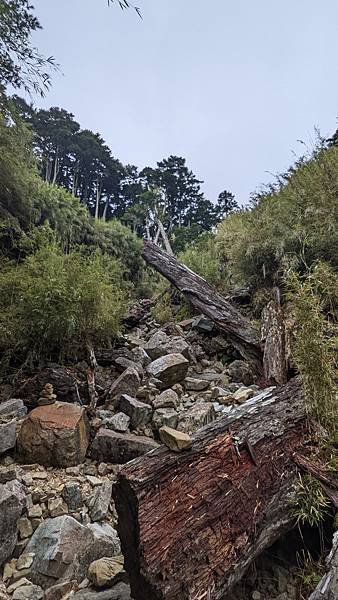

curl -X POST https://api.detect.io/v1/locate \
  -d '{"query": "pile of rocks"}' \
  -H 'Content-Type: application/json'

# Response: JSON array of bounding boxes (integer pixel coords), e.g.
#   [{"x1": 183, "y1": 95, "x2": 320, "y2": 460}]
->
[{"x1": 0, "y1": 313, "x2": 267, "y2": 599}]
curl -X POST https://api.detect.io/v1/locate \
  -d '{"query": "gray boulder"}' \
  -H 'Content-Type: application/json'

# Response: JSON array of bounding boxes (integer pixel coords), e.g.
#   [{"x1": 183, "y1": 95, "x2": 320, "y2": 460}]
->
[
  {"x1": 145, "y1": 331, "x2": 189, "y2": 360},
  {"x1": 72, "y1": 583, "x2": 131, "y2": 600},
  {"x1": 226, "y1": 360, "x2": 255, "y2": 386},
  {"x1": 0, "y1": 420, "x2": 17, "y2": 454},
  {"x1": 87, "y1": 481, "x2": 112, "y2": 522},
  {"x1": 62, "y1": 481, "x2": 82, "y2": 512},
  {"x1": 105, "y1": 412, "x2": 130, "y2": 433},
  {"x1": 0, "y1": 398, "x2": 26, "y2": 418},
  {"x1": 91, "y1": 429, "x2": 159, "y2": 464},
  {"x1": 152, "y1": 389, "x2": 179, "y2": 409},
  {"x1": 185, "y1": 377, "x2": 210, "y2": 391},
  {"x1": 152, "y1": 408, "x2": 178, "y2": 430},
  {"x1": 178, "y1": 402, "x2": 216, "y2": 434},
  {"x1": 119, "y1": 395, "x2": 152, "y2": 429},
  {"x1": 0, "y1": 480, "x2": 26, "y2": 565},
  {"x1": 105, "y1": 368, "x2": 140, "y2": 405},
  {"x1": 147, "y1": 354, "x2": 189, "y2": 389},
  {"x1": 12, "y1": 585, "x2": 44, "y2": 600},
  {"x1": 26, "y1": 516, "x2": 120, "y2": 589}
]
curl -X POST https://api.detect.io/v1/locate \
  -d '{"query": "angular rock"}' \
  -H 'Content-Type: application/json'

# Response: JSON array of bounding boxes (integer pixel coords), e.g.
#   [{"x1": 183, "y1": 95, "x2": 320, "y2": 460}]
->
[
  {"x1": 185, "y1": 377, "x2": 210, "y2": 392},
  {"x1": 18, "y1": 518, "x2": 33, "y2": 540},
  {"x1": 47, "y1": 497, "x2": 68, "y2": 517},
  {"x1": 226, "y1": 360, "x2": 255, "y2": 386},
  {"x1": 119, "y1": 395, "x2": 152, "y2": 429},
  {"x1": 159, "y1": 426, "x2": 192, "y2": 452},
  {"x1": 0, "y1": 464, "x2": 21, "y2": 484},
  {"x1": 152, "y1": 389, "x2": 179, "y2": 409},
  {"x1": 72, "y1": 582, "x2": 131, "y2": 600},
  {"x1": 88, "y1": 481, "x2": 112, "y2": 522},
  {"x1": 145, "y1": 331, "x2": 189, "y2": 360},
  {"x1": 178, "y1": 402, "x2": 216, "y2": 434},
  {"x1": 88, "y1": 555, "x2": 125, "y2": 588},
  {"x1": 0, "y1": 480, "x2": 26, "y2": 565},
  {"x1": 0, "y1": 398, "x2": 25, "y2": 418},
  {"x1": 152, "y1": 408, "x2": 178, "y2": 430},
  {"x1": 232, "y1": 387, "x2": 255, "y2": 403},
  {"x1": 17, "y1": 402, "x2": 89, "y2": 467},
  {"x1": 192, "y1": 315, "x2": 214, "y2": 332},
  {"x1": 12, "y1": 585, "x2": 44, "y2": 600},
  {"x1": 91, "y1": 429, "x2": 159, "y2": 464},
  {"x1": 25, "y1": 516, "x2": 119, "y2": 588},
  {"x1": 147, "y1": 354, "x2": 189, "y2": 389},
  {"x1": 62, "y1": 481, "x2": 83, "y2": 512},
  {"x1": 104, "y1": 412, "x2": 130, "y2": 433},
  {"x1": 105, "y1": 368, "x2": 140, "y2": 405},
  {"x1": 0, "y1": 420, "x2": 17, "y2": 455},
  {"x1": 44, "y1": 580, "x2": 77, "y2": 600},
  {"x1": 87, "y1": 523, "x2": 120, "y2": 558}
]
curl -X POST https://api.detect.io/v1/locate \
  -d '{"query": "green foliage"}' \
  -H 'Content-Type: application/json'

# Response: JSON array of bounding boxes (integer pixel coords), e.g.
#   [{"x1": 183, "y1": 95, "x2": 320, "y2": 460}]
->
[
  {"x1": 295, "y1": 550, "x2": 326, "y2": 598},
  {"x1": 217, "y1": 142, "x2": 338, "y2": 288},
  {"x1": 178, "y1": 233, "x2": 226, "y2": 289},
  {"x1": 0, "y1": 246, "x2": 128, "y2": 363},
  {"x1": 292, "y1": 474, "x2": 330, "y2": 528},
  {"x1": 285, "y1": 262, "x2": 337, "y2": 431},
  {"x1": 151, "y1": 291, "x2": 174, "y2": 325},
  {"x1": 0, "y1": 0, "x2": 56, "y2": 95}
]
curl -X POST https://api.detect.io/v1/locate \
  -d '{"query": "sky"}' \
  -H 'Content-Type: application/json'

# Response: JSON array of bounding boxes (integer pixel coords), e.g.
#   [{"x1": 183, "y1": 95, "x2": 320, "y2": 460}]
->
[{"x1": 30, "y1": 0, "x2": 338, "y2": 206}]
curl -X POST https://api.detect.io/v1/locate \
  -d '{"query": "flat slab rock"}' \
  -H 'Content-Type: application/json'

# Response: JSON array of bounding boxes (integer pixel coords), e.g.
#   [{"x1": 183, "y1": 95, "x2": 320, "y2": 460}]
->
[
  {"x1": 72, "y1": 583, "x2": 131, "y2": 600},
  {"x1": 91, "y1": 428, "x2": 159, "y2": 464},
  {"x1": 146, "y1": 353, "x2": 189, "y2": 389},
  {"x1": 17, "y1": 402, "x2": 89, "y2": 467}
]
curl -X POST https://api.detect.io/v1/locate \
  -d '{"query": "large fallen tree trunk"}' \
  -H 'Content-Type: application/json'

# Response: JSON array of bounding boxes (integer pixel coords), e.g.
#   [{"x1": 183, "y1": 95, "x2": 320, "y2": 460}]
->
[
  {"x1": 113, "y1": 378, "x2": 307, "y2": 600},
  {"x1": 141, "y1": 241, "x2": 263, "y2": 370}
]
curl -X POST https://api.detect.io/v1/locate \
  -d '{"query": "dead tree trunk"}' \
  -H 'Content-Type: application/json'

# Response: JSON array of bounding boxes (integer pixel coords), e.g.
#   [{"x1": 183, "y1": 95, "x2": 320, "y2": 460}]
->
[
  {"x1": 113, "y1": 379, "x2": 307, "y2": 600},
  {"x1": 141, "y1": 241, "x2": 263, "y2": 371}
]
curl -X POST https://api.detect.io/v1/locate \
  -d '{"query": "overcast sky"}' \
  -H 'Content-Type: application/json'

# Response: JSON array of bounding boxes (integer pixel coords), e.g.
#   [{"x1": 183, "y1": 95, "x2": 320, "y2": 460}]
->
[{"x1": 30, "y1": 0, "x2": 338, "y2": 205}]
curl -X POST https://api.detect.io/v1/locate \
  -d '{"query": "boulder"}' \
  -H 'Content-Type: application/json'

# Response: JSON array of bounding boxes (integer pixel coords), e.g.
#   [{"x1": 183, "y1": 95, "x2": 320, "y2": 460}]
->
[
  {"x1": 44, "y1": 581, "x2": 77, "y2": 600},
  {"x1": 152, "y1": 408, "x2": 178, "y2": 430},
  {"x1": 185, "y1": 377, "x2": 210, "y2": 392},
  {"x1": 17, "y1": 402, "x2": 89, "y2": 467},
  {"x1": 0, "y1": 480, "x2": 26, "y2": 565},
  {"x1": 87, "y1": 481, "x2": 112, "y2": 522},
  {"x1": 146, "y1": 354, "x2": 189, "y2": 389},
  {"x1": 0, "y1": 398, "x2": 25, "y2": 418},
  {"x1": 88, "y1": 555, "x2": 125, "y2": 588},
  {"x1": 104, "y1": 412, "x2": 130, "y2": 433},
  {"x1": 226, "y1": 360, "x2": 255, "y2": 386},
  {"x1": 145, "y1": 331, "x2": 189, "y2": 360},
  {"x1": 91, "y1": 429, "x2": 159, "y2": 464},
  {"x1": 178, "y1": 402, "x2": 216, "y2": 434},
  {"x1": 159, "y1": 426, "x2": 192, "y2": 452},
  {"x1": 152, "y1": 389, "x2": 179, "y2": 409},
  {"x1": 118, "y1": 395, "x2": 152, "y2": 429},
  {"x1": 192, "y1": 315, "x2": 214, "y2": 332},
  {"x1": 114, "y1": 357, "x2": 143, "y2": 377},
  {"x1": 26, "y1": 516, "x2": 120, "y2": 588},
  {"x1": 62, "y1": 481, "x2": 83, "y2": 512},
  {"x1": 105, "y1": 368, "x2": 140, "y2": 405},
  {"x1": 72, "y1": 582, "x2": 131, "y2": 600},
  {"x1": 0, "y1": 420, "x2": 17, "y2": 455},
  {"x1": 232, "y1": 387, "x2": 255, "y2": 403},
  {"x1": 12, "y1": 585, "x2": 44, "y2": 600}
]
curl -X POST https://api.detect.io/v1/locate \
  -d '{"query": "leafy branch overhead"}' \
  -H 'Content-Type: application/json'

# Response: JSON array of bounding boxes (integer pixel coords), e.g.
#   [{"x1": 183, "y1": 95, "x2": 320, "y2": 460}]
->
[{"x1": 0, "y1": 0, "x2": 58, "y2": 96}]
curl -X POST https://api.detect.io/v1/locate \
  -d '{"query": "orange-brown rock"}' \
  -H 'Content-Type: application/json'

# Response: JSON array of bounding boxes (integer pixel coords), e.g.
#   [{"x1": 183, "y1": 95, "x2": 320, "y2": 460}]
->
[{"x1": 17, "y1": 402, "x2": 89, "y2": 467}]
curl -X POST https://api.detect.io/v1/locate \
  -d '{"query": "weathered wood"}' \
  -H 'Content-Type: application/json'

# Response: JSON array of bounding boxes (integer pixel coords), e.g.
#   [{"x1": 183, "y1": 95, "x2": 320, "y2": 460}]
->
[
  {"x1": 141, "y1": 241, "x2": 263, "y2": 370},
  {"x1": 309, "y1": 532, "x2": 338, "y2": 600},
  {"x1": 113, "y1": 379, "x2": 307, "y2": 600},
  {"x1": 261, "y1": 297, "x2": 287, "y2": 385}
]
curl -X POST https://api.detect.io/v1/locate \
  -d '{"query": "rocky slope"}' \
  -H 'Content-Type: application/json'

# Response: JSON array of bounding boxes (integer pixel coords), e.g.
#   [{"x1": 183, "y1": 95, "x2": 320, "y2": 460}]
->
[{"x1": 0, "y1": 313, "x2": 303, "y2": 600}]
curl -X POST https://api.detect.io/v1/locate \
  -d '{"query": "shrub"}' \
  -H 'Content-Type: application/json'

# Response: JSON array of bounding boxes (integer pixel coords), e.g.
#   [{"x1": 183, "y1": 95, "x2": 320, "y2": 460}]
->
[
  {"x1": 285, "y1": 262, "x2": 337, "y2": 431},
  {"x1": 0, "y1": 245, "x2": 128, "y2": 363}
]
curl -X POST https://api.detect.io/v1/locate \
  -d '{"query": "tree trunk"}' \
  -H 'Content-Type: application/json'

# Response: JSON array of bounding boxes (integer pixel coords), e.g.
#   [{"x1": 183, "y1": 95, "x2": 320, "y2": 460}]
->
[
  {"x1": 141, "y1": 241, "x2": 262, "y2": 370},
  {"x1": 113, "y1": 379, "x2": 307, "y2": 600},
  {"x1": 261, "y1": 296, "x2": 287, "y2": 385}
]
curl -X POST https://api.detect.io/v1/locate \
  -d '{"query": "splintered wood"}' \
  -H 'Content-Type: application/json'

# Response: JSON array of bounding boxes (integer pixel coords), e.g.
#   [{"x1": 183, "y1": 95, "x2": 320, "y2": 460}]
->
[{"x1": 113, "y1": 379, "x2": 307, "y2": 600}]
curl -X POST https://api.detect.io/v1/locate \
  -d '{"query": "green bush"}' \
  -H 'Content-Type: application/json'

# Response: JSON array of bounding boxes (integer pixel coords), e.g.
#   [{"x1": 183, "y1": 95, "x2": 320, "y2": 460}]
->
[
  {"x1": 0, "y1": 245, "x2": 128, "y2": 363},
  {"x1": 217, "y1": 142, "x2": 338, "y2": 288}
]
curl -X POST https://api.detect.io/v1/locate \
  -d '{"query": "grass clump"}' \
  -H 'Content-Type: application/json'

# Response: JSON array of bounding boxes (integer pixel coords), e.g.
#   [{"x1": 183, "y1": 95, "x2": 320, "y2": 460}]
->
[{"x1": 292, "y1": 474, "x2": 331, "y2": 528}]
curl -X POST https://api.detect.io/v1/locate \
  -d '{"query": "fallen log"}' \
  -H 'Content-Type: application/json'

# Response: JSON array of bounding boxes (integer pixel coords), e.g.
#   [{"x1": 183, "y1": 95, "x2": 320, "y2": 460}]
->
[
  {"x1": 113, "y1": 378, "x2": 307, "y2": 600},
  {"x1": 309, "y1": 532, "x2": 338, "y2": 600},
  {"x1": 141, "y1": 241, "x2": 263, "y2": 370}
]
